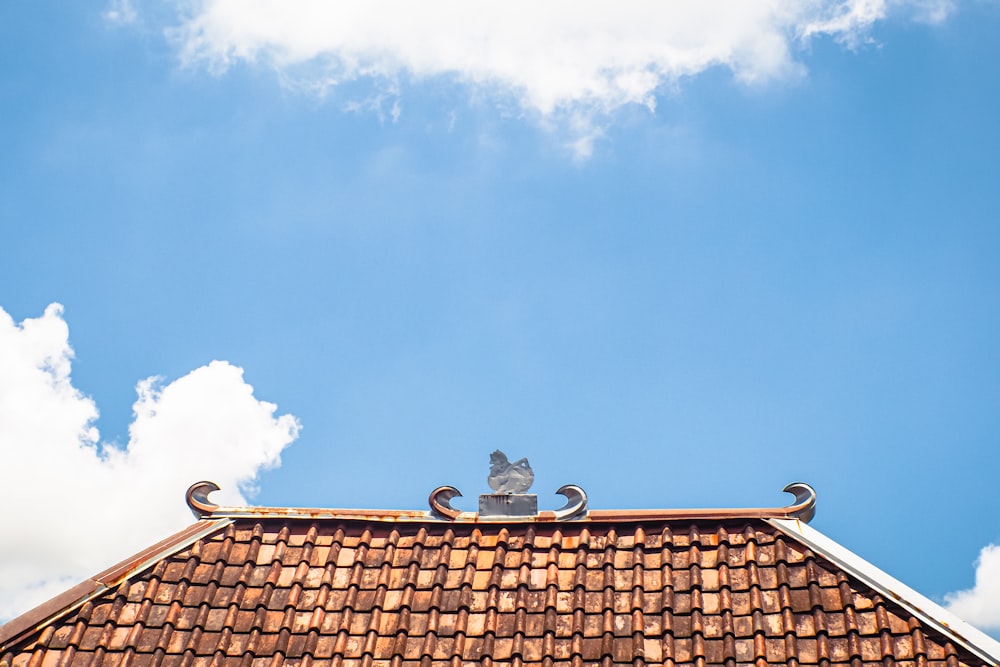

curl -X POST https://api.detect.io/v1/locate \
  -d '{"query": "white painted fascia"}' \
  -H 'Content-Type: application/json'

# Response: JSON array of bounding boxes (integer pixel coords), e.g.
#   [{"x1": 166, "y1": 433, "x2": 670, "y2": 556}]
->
[{"x1": 767, "y1": 518, "x2": 1000, "y2": 666}]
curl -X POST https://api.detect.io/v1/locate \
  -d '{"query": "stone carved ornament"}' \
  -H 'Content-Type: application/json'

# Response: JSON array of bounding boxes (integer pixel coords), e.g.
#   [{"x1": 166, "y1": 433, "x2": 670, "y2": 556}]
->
[{"x1": 487, "y1": 449, "x2": 534, "y2": 494}]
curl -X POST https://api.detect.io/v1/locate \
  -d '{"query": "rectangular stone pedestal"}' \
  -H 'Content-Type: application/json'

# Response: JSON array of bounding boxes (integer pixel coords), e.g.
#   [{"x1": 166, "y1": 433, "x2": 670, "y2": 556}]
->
[{"x1": 479, "y1": 494, "x2": 538, "y2": 518}]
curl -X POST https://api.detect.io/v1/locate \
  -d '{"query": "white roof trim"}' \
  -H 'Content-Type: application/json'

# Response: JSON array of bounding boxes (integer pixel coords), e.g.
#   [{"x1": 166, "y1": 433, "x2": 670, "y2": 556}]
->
[{"x1": 767, "y1": 518, "x2": 1000, "y2": 666}]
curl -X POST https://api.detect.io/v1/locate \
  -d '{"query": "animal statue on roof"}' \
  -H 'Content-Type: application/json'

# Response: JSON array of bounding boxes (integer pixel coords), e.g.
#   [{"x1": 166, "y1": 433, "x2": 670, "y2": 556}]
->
[{"x1": 488, "y1": 449, "x2": 534, "y2": 494}]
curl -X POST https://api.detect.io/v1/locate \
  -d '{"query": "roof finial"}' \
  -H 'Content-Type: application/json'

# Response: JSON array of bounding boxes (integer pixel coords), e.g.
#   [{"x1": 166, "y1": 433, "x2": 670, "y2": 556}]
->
[
  {"x1": 552, "y1": 484, "x2": 589, "y2": 520},
  {"x1": 427, "y1": 452, "x2": 589, "y2": 521},
  {"x1": 781, "y1": 482, "x2": 817, "y2": 522},
  {"x1": 487, "y1": 449, "x2": 534, "y2": 494},
  {"x1": 428, "y1": 485, "x2": 463, "y2": 519},
  {"x1": 186, "y1": 481, "x2": 221, "y2": 518}
]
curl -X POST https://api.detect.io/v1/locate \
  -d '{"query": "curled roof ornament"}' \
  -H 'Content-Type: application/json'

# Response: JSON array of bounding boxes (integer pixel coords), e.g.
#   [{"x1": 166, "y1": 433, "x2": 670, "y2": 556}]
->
[
  {"x1": 186, "y1": 480, "x2": 221, "y2": 518},
  {"x1": 428, "y1": 485, "x2": 463, "y2": 519},
  {"x1": 781, "y1": 482, "x2": 817, "y2": 522}
]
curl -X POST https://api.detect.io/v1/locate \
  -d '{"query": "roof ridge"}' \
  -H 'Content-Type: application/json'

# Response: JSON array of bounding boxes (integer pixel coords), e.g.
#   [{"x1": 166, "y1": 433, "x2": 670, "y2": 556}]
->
[{"x1": 185, "y1": 480, "x2": 818, "y2": 524}]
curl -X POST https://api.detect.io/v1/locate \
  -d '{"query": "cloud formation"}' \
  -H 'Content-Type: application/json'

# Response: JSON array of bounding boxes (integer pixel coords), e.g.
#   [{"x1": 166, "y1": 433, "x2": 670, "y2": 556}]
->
[
  {"x1": 0, "y1": 304, "x2": 300, "y2": 620},
  {"x1": 945, "y1": 545, "x2": 1000, "y2": 631},
  {"x1": 169, "y1": 0, "x2": 876, "y2": 111},
  {"x1": 154, "y1": 0, "x2": 952, "y2": 155},
  {"x1": 103, "y1": 0, "x2": 137, "y2": 25}
]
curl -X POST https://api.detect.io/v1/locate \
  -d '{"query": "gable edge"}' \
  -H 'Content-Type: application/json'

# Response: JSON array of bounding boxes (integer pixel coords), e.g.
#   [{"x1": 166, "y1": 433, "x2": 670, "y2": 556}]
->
[{"x1": 767, "y1": 517, "x2": 1000, "y2": 666}]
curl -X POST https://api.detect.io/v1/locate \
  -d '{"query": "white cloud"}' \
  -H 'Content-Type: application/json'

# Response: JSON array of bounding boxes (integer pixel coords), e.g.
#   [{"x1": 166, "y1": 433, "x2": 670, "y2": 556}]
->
[
  {"x1": 945, "y1": 545, "x2": 1000, "y2": 631},
  {"x1": 0, "y1": 304, "x2": 300, "y2": 621},
  {"x1": 99, "y1": 0, "x2": 954, "y2": 156},
  {"x1": 146, "y1": 0, "x2": 951, "y2": 156},
  {"x1": 892, "y1": 0, "x2": 955, "y2": 25},
  {"x1": 167, "y1": 1, "x2": 852, "y2": 112},
  {"x1": 104, "y1": 0, "x2": 137, "y2": 25}
]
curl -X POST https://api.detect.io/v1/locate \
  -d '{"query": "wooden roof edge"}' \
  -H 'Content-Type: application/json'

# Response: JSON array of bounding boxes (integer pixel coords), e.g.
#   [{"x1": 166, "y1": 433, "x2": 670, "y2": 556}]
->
[
  {"x1": 767, "y1": 517, "x2": 1000, "y2": 666},
  {"x1": 0, "y1": 518, "x2": 231, "y2": 653}
]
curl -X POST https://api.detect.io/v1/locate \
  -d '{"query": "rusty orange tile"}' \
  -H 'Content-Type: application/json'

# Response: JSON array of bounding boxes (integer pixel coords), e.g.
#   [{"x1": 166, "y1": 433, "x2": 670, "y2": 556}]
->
[{"x1": 3, "y1": 516, "x2": 994, "y2": 667}]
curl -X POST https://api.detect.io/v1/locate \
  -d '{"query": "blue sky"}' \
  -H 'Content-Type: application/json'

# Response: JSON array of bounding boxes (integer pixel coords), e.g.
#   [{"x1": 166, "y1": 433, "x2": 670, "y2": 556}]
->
[{"x1": 2, "y1": 0, "x2": 1000, "y2": 631}]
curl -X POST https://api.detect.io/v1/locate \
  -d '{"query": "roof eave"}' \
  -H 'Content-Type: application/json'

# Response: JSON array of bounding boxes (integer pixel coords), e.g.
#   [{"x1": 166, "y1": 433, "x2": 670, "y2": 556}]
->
[{"x1": 0, "y1": 518, "x2": 232, "y2": 652}]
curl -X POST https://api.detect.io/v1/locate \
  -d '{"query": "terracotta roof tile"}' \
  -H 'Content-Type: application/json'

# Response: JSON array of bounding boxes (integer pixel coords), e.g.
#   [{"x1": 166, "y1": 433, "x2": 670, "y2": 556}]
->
[{"x1": 2, "y1": 516, "x2": 997, "y2": 667}]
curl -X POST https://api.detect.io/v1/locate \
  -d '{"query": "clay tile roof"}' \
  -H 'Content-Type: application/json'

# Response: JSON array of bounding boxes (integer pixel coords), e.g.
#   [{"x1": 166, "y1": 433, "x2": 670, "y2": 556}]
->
[{"x1": 2, "y1": 481, "x2": 999, "y2": 667}]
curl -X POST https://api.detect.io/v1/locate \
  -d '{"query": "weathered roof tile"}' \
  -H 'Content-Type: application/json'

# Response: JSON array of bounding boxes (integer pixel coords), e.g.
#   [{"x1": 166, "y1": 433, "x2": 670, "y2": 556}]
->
[{"x1": 4, "y1": 503, "x2": 1000, "y2": 667}]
